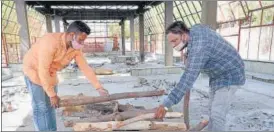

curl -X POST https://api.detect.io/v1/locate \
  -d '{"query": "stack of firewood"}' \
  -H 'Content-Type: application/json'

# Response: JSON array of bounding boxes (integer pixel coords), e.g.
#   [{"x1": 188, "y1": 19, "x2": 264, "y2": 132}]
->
[{"x1": 59, "y1": 90, "x2": 208, "y2": 131}]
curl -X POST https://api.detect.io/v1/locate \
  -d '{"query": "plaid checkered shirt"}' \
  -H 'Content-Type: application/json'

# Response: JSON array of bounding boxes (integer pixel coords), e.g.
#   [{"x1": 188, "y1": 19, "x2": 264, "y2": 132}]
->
[{"x1": 163, "y1": 24, "x2": 246, "y2": 108}]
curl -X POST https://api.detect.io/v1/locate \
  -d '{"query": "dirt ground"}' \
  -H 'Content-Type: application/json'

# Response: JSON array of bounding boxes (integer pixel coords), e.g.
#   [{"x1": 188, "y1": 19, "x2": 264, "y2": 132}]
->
[{"x1": 2, "y1": 55, "x2": 274, "y2": 131}]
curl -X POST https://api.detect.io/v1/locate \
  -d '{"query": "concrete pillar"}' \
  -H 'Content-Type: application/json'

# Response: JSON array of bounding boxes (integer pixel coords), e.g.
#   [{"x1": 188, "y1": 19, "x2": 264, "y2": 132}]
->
[
  {"x1": 130, "y1": 16, "x2": 135, "y2": 54},
  {"x1": 139, "y1": 13, "x2": 145, "y2": 62},
  {"x1": 63, "y1": 22, "x2": 68, "y2": 32},
  {"x1": 165, "y1": 1, "x2": 173, "y2": 66},
  {"x1": 201, "y1": 1, "x2": 217, "y2": 30},
  {"x1": 54, "y1": 16, "x2": 61, "y2": 32},
  {"x1": 15, "y1": 0, "x2": 31, "y2": 62},
  {"x1": 121, "y1": 20, "x2": 126, "y2": 55},
  {"x1": 46, "y1": 14, "x2": 53, "y2": 33}
]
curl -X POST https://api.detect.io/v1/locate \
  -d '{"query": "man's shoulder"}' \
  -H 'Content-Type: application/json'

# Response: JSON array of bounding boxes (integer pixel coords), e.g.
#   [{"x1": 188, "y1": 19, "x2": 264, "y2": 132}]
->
[
  {"x1": 42, "y1": 33, "x2": 64, "y2": 39},
  {"x1": 190, "y1": 24, "x2": 205, "y2": 31},
  {"x1": 38, "y1": 33, "x2": 65, "y2": 46},
  {"x1": 190, "y1": 24, "x2": 213, "y2": 33}
]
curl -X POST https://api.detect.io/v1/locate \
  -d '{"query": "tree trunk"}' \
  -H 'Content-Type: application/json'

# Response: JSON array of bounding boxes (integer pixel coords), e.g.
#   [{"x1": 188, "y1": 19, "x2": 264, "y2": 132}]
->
[
  {"x1": 60, "y1": 90, "x2": 165, "y2": 107},
  {"x1": 73, "y1": 121, "x2": 187, "y2": 131}
]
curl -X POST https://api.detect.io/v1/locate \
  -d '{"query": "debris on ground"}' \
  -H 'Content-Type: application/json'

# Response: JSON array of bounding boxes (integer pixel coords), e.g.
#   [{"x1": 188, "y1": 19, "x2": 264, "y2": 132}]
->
[
  {"x1": 2, "y1": 101, "x2": 16, "y2": 112},
  {"x1": 133, "y1": 77, "x2": 177, "y2": 92},
  {"x1": 230, "y1": 111, "x2": 274, "y2": 131},
  {"x1": 2, "y1": 86, "x2": 28, "y2": 113}
]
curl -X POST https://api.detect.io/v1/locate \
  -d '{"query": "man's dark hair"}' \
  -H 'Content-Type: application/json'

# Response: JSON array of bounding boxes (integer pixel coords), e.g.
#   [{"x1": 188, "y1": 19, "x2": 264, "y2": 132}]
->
[
  {"x1": 67, "y1": 21, "x2": 91, "y2": 35},
  {"x1": 165, "y1": 21, "x2": 190, "y2": 35}
]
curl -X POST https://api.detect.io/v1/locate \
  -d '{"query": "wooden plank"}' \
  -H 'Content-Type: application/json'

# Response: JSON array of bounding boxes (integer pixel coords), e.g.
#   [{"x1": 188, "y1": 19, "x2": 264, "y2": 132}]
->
[
  {"x1": 73, "y1": 121, "x2": 187, "y2": 131},
  {"x1": 60, "y1": 90, "x2": 165, "y2": 107}
]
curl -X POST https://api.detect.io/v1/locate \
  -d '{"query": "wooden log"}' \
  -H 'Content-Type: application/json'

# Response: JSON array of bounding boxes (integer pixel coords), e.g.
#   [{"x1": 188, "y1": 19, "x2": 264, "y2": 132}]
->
[
  {"x1": 63, "y1": 108, "x2": 154, "y2": 118},
  {"x1": 63, "y1": 110, "x2": 183, "y2": 127},
  {"x1": 184, "y1": 90, "x2": 190, "y2": 129},
  {"x1": 188, "y1": 120, "x2": 209, "y2": 131},
  {"x1": 109, "y1": 112, "x2": 183, "y2": 130},
  {"x1": 94, "y1": 68, "x2": 113, "y2": 75},
  {"x1": 73, "y1": 121, "x2": 187, "y2": 131},
  {"x1": 62, "y1": 102, "x2": 146, "y2": 117},
  {"x1": 60, "y1": 90, "x2": 165, "y2": 107},
  {"x1": 64, "y1": 109, "x2": 155, "y2": 127}
]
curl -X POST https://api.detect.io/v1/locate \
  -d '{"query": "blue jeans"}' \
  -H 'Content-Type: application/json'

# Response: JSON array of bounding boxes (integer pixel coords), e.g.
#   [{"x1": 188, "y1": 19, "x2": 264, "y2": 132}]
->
[{"x1": 24, "y1": 76, "x2": 57, "y2": 131}]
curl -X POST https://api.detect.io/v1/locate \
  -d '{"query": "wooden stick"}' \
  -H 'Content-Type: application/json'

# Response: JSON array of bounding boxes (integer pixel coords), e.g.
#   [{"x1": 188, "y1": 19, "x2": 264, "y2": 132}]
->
[
  {"x1": 188, "y1": 120, "x2": 209, "y2": 131},
  {"x1": 63, "y1": 108, "x2": 155, "y2": 119},
  {"x1": 62, "y1": 102, "x2": 146, "y2": 118},
  {"x1": 73, "y1": 121, "x2": 187, "y2": 131},
  {"x1": 184, "y1": 90, "x2": 190, "y2": 129},
  {"x1": 64, "y1": 110, "x2": 183, "y2": 127},
  {"x1": 64, "y1": 109, "x2": 154, "y2": 127},
  {"x1": 109, "y1": 112, "x2": 183, "y2": 130},
  {"x1": 60, "y1": 90, "x2": 165, "y2": 107}
]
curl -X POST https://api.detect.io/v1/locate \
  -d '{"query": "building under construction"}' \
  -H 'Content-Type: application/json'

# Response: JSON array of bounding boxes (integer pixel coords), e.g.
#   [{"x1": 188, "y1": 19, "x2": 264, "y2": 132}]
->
[{"x1": 1, "y1": 0, "x2": 274, "y2": 131}]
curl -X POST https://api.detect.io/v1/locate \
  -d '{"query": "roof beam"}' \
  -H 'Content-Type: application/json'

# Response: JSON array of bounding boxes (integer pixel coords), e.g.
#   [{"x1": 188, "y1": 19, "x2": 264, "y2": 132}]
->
[{"x1": 26, "y1": 1, "x2": 154, "y2": 6}]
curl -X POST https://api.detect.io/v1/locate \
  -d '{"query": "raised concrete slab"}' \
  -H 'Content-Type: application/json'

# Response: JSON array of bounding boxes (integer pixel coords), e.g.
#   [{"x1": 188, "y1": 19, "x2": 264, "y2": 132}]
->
[
  {"x1": 131, "y1": 66, "x2": 183, "y2": 76},
  {"x1": 2, "y1": 68, "x2": 13, "y2": 81},
  {"x1": 57, "y1": 69, "x2": 82, "y2": 80},
  {"x1": 8, "y1": 64, "x2": 23, "y2": 72},
  {"x1": 244, "y1": 60, "x2": 274, "y2": 75},
  {"x1": 109, "y1": 56, "x2": 137, "y2": 64},
  {"x1": 246, "y1": 71, "x2": 274, "y2": 84}
]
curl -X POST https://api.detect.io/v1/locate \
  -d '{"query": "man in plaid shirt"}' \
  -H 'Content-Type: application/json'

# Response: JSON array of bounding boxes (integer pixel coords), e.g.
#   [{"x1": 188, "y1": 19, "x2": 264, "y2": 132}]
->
[{"x1": 154, "y1": 21, "x2": 245, "y2": 131}]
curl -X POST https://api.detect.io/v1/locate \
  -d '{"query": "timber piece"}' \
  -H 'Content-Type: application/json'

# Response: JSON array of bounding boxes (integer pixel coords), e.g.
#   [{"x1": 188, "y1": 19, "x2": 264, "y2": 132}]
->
[
  {"x1": 184, "y1": 90, "x2": 190, "y2": 129},
  {"x1": 188, "y1": 120, "x2": 209, "y2": 131},
  {"x1": 109, "y1": 112, "x2": 183, "y2": 130},
  {"x1": 73, "y1": 121, "x2": 187, "y2": 131},
  {"x1": 63, "y1": 108, "x2": 155, "y2": 118},
  {"x1": 60, "y1": 90, "x2": 165, "y2": 107},
  {"x1": 64, "y1": 109, "x2": 156, "y2": 127},
  {"x1": 63, "y1": 105, "x2": 86, "y2": 113},
  {"x1": 64, "y1": 111, "x2": 183, "y2": 128},
  {"x1": 62, "y1": 103, "x2": 146, "y2": 117},
  {"x1": 94, "y1": 68, "x2": 113, "y2": 75},
  {"x1": 64, "y1": 118, "x2": 163, "y2": 128}
]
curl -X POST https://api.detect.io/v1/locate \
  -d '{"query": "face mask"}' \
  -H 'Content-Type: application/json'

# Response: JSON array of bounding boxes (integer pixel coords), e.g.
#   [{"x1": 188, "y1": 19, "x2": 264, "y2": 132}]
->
[
  {"x1": 71, "y1": 36, "x2": 84, "y2": 50},
  {"x1": 174, "y1": 41, "x2": 186, "y2": 51}
]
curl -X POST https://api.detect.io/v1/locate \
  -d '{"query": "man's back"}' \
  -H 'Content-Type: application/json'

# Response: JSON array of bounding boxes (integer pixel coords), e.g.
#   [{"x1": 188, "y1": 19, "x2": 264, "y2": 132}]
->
[
  {"x1": 188, "y1": 24, "x2": 245, "y2": 90},
  {"x1": 23, "y1": 33, "x2": 67, "y2": 88}
]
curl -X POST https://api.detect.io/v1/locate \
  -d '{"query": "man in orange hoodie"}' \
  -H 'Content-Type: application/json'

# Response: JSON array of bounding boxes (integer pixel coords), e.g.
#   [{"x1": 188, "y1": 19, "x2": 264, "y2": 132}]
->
[{"x1": 23, "y1": 21, "x2": 109, "y2": 131}]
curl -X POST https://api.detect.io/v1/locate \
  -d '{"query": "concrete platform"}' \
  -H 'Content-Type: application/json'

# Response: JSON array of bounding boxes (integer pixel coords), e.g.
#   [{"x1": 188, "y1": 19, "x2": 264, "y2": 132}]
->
[
  {"x1": 109, "y1": 56, "x2": 137, "y2": 64},
  {"x1": 2, "y1": 68, "x2": 13, "y2": 81},
  {"x1": 131, "y1": 66, "x2": 183, "y2": 76}
]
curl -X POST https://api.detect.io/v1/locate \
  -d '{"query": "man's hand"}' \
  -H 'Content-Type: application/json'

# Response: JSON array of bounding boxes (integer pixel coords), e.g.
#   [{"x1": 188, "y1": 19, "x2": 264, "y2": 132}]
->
[
  {"x1": 154, "y1": 105, "x2": 167, "y2": 119},
  {"x1": 50, "y1": 95, "x2": 60, "y2": 108},
  {"x1": 96, "y1": 88, "x2": 109, "y2": 96}
]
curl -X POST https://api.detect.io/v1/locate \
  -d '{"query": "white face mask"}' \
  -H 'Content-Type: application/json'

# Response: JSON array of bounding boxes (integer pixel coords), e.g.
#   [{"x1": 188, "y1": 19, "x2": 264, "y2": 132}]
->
[
  {"x1": 71, "y1": 35, "x2": 84, "y2": 50},
  {"x1": 174, "y1": 41, "x2": 186, "y2": 51}
]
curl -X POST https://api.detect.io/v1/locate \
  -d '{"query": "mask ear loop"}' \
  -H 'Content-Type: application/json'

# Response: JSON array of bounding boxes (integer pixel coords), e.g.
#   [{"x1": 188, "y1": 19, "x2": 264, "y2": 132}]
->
[{"x1": 181, "y1": 33, "x2": 188, "y2": 50}]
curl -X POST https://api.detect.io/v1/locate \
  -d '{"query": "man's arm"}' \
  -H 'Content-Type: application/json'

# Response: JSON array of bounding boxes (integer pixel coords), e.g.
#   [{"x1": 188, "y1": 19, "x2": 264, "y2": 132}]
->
[
  {"x1": 163, "y1": 37, "x2": 210, "y2": 108},
  {"x1": 38, "y1": 34, "x2": 58, "y2": 97},
  {"x1": 74, "y1": 51, "x2": 103, "y2": 89}
]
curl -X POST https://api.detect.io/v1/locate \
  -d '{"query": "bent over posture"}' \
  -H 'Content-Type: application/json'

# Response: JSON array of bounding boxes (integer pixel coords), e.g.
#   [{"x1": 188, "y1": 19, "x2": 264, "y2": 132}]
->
[
  {"x1": 154, "y1": 21, "x2": 245, "y2": 131},
  {"x1": 23, "y1": 21, "x2": 109, "y2": 131}
]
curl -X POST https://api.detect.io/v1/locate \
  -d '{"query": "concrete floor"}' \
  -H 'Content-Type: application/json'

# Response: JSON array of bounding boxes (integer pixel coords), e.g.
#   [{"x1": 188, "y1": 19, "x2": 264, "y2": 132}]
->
[{"x1": 2, "y1": 56, "x2": 274, "y2": 131}]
